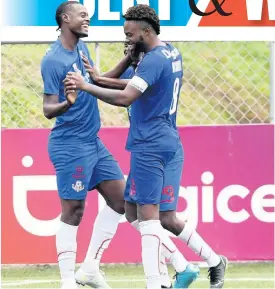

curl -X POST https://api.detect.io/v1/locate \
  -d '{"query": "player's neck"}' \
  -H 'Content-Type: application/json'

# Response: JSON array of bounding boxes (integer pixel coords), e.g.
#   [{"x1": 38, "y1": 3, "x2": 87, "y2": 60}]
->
[
  {"x1": 144, "y1": 38, "x2": 164, "y2": 53},
  {"x1": 59, "y1": 30, "x2": 79, "y2": 51}
]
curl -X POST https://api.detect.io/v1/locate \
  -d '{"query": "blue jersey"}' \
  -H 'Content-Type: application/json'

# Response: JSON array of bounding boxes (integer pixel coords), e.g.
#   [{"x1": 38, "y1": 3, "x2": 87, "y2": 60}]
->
[
  {"x1": 126, "y1": 43, "x2": 183, "y2": 152},
  {"x1": 41, "y1": 39, "x2": 100, "y2": 143},
  {"x1": 120, "y1": 66, "x2": 136, "y2": 80}
]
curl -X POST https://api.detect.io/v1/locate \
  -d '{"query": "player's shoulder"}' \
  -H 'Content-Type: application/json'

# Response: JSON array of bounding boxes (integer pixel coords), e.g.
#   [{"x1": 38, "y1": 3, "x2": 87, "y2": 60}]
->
[
  {"x1": 41, "y1": 40, "x2": 66, "y2": 67},
  {"x1": 144, "y1": 43, "x2": 181, "y2": 63},
  {"x1": 158, "y1": 43, "x2": 182, "y2": 61}
]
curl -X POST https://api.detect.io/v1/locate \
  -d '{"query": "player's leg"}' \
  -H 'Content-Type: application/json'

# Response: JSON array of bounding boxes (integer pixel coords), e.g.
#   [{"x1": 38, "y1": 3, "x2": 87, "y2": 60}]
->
[
  {"x1": 160, "y1": 144, "x2": 227, "y2": 288},
  {"x1": 159, "y1": 145, "x2": 199, "y2": 288},
  {"x1": 132, "y1": 151, "x2": 179, "y2": 289},
  {"x1": 124, "y1": 178, "x2": 178, "y2": 289},
  {"x1": 49, "y1": 142, "x2": 95, "y2": 289},
  {"x1": 76, "y1": 138, "x2": 125, "y2": 288}
]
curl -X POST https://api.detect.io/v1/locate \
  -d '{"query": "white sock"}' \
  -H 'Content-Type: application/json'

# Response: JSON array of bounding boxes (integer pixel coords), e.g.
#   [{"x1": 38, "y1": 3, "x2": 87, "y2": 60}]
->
[
  {"x1": 131, "y1": 220, "x2": 187, "y2": 277},
  {"x1": 82, "y1": 205, "x2": 123, "y2": 273},
  {"x1": 160, "y1": 231, "x2": 188, "y2": 273},
  {"x1": 131, "y1": 220, "x2": 171, "y2": 287},
  {"x1": 159, "y1": 256, "x2": 171, "y2": 288},
  {"x1": 56, "y1": 221, "x2": 78, "y2": 282},
  {"x1": 140, "y1": 220, "x2": 162, "y2": 289},
  {"x1": 179, "y1": 223, "x2": 220, "y2": 267}
]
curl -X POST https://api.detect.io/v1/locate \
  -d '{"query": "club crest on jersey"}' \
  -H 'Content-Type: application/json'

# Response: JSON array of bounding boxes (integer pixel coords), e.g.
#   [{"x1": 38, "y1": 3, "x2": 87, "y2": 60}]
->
[{"x1": 72, "y1": 180, "x2": 84, "y2": 192}]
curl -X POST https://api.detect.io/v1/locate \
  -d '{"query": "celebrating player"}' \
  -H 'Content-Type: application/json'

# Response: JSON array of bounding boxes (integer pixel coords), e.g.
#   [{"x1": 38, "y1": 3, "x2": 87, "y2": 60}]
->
[
  {"x1": 83, "y1": 45, "x2": 200, "y2": 289},
  {"x1": 85, "y1": 40, "x2": 228, "y2": 289},
  {"x1": 40, "y1": 2, "x2": 135, "y2": 288}
]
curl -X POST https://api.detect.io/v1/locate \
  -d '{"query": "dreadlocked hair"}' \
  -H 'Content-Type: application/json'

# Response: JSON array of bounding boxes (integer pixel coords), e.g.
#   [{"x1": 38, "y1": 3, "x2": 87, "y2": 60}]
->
[
  {"x1": 123, "y1": 4, "x2": 160, "y2": 35},
  {"x1": 55, "y1": 1, "x2": 79, "y2": 31}
]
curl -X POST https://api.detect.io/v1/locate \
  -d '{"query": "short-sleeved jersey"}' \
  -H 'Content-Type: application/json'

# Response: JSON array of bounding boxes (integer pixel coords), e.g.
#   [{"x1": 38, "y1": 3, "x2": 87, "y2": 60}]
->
[
  {"x1": 126, "y1": 43, "x2": 183, "y2": 152},
  {"x1": 41, "y1": 39, "x2": 100, "y2": 143}
]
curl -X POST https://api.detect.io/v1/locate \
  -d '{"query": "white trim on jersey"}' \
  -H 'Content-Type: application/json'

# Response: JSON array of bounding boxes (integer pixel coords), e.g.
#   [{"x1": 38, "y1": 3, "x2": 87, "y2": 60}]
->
[{"x1": 129, "y1": 76, "x2": 149, "y2": 93}]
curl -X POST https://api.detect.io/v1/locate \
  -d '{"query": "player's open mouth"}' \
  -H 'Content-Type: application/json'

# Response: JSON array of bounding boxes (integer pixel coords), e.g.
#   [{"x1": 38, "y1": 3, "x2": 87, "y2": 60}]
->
[{"x1": 82, "y1": 25, "x2": 89, "y2": 29}]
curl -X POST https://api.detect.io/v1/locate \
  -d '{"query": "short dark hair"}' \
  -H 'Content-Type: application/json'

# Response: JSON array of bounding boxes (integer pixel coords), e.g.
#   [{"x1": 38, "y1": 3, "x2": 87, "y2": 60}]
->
[
  {"x1": 123, "y1": 4, "x2": 160, "y2": 35},
  {"x1": 55, "y1": 1, "x2": 79, "y2": 31}
]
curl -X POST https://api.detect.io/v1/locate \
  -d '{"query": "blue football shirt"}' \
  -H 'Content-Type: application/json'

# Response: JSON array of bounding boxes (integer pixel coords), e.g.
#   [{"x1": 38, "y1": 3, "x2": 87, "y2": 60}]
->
[
  {"x1": 126, "y1": 43, "x2": 183, "y2": 152},
  {"x1": 41, "y1": 39, "x2": 100, "y2": 143}
]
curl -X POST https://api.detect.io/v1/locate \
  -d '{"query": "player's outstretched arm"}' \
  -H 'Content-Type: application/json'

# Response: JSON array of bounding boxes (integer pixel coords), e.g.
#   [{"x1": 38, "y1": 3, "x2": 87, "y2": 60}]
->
[
  {"x1": 100, "y1": 55, "x2": 132, "y2": 79},
  {"x1": 82, "y1": 54, "x2": 130, "y2": 89},
  {"x1": 82, "y1": 53, "x2": 132, "y2": 79},
  {"x1": 91, "y1": 77, "x2": 130, "y2": 89},
  {"x1": 43, "y1": 94, "x2": 73, "y2": 119},
  {"x1": 64, "y1": 72, "x2": 142, "y2": 107}
]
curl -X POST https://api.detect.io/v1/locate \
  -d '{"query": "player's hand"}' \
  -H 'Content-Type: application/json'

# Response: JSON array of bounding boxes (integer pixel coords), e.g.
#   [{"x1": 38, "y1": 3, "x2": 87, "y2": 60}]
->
[
  {"x1": 81, "y1": 54, "x2": 100, "y2": 82},
  {"x1": 64, "y1": 72, "x2": 86, "y2": 91},
  {"x1": 87, "y1": 67, "x2": 100, "y2": 83},
  {"x1": 63, "y1": 78, "x2": 78, "y2": 105}
]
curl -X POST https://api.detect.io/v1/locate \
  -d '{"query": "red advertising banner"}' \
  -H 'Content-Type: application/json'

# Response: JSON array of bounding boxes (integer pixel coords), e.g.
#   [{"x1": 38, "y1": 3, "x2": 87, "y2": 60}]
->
[{"x1": 1, "y1": 125, "x2": 274, "y2": 264}]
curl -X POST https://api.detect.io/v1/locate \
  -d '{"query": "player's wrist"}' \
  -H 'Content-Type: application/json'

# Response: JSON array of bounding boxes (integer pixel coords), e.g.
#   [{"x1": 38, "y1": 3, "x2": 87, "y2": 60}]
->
[
  {"x1": 82, "y1": 82, "x2": 89, "y2": 92},
  {"x1": 65, "y1": 98, "x2": 74, "y2": 107}
]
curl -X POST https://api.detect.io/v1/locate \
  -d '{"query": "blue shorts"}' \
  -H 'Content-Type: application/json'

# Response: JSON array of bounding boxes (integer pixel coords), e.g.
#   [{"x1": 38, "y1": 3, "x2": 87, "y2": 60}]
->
[
  {"x1": 48, "y1": 137, "x2": 124, "y2": 200},
  {"x1": 124, "y1": 143, "x2": 184, "y2": 211}
]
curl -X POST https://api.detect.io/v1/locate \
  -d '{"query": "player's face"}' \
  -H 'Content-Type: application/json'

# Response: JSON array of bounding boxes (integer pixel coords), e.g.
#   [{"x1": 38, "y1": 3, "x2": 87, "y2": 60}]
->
[
  {"x1": 67, "y1": 4, "x2": 90, "y2": 38},
  {"x1": 124, "y1": 21, "x2": 146, "y2": 53}
]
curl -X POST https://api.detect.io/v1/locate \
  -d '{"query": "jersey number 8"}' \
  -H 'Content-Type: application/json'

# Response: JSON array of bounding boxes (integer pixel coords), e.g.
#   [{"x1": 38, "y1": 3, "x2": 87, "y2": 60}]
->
[{"x1": 169, "y1": 77, "x2": 180, "y2": 115}]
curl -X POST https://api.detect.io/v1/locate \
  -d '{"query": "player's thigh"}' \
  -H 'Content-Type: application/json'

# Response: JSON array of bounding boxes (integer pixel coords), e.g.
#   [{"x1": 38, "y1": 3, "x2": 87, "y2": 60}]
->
[
  {"x1": 89, "y1": 138, "x2": 125, "y2": 209},
  {"x1": 89, "y1": 138, "x2": 124, "y2": 189},
  {"x1": 160, "y1": 147, "x2": 184, "y2": 212},
  {"x1": 130, "y1": 152, "x2": 170, "y2": 206},
  {"x1": 48, "y1": 142, "x2": 96, "y2": 201}
]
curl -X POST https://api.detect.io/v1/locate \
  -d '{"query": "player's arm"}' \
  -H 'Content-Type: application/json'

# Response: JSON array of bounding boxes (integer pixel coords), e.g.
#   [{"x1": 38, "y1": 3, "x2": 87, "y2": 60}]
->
[
  {"x1": 83, "y1": 57, "x2": 129, "y2": 89},
  {"x1": 41, "y1": 57, "x2": 76, "y2": 119},
  {"x1": 82, "y1": 53, "x2": 132, "y2": 80},
  {"x1": 43, "y1": 94, "x2": 73, "y2": 119},
  {"x1": 81, "y1": 55, "x2": 130, "y2": 89},
  {"x1": 102, "y1": 55, "x2": 132, "y2": 78},
  {"x1": 64, "y1": 73, "x2": 146, "y2": 107},
  {"x1": 91, "y1": 77, "x2": 130, "y2": 89},
  {"x1": 64, "y1": 54, "x2": 163, "y2": 107}
]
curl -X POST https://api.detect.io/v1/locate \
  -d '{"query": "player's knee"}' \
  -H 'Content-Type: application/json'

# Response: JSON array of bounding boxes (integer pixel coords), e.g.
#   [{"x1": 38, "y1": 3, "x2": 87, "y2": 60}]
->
[
  {"x1": 160, "y1": 211, "x2": 178, "y2": 231},
  {"x1": 73, "y1": 206, "x2": 84, "y2": 224},
  {"x1": 125, "y1": 212, "x2": 137, "y2": 223},
  {"x1": 108, "y1": 200, "x2": 125, "y2": 215},
  {"x1": 125, "y1": 202, "x2": 137, "y2": 223},
  {"x1": 61, "y1": 200, "x2": 85, "y2": 226}
]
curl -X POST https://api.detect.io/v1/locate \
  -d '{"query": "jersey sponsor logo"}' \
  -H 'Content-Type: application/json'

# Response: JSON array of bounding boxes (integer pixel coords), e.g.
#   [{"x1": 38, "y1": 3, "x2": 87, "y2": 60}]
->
[{"x1": 162, "y1": 48, "x2": 180, "y2": 60}]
